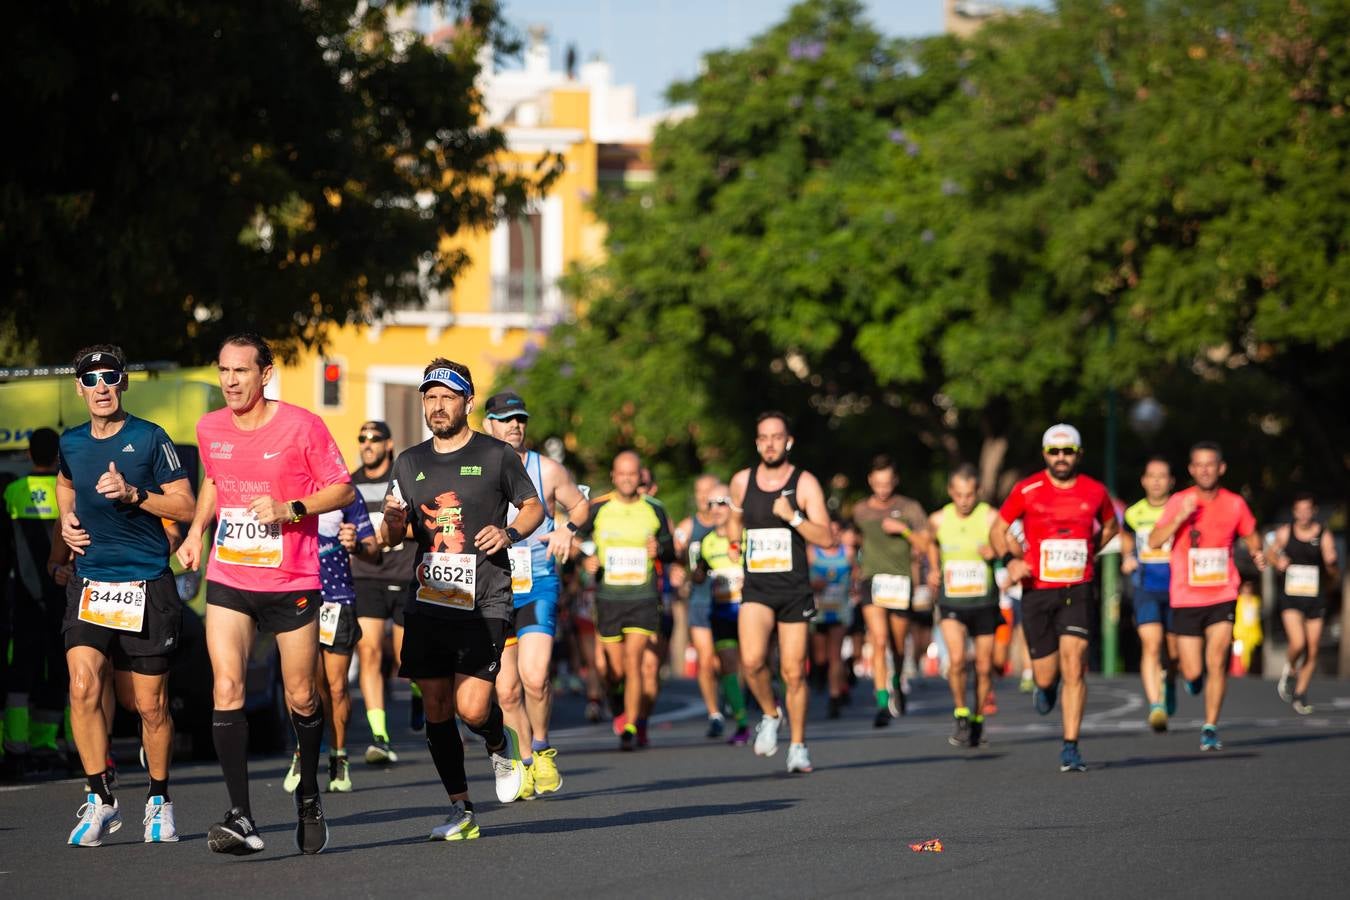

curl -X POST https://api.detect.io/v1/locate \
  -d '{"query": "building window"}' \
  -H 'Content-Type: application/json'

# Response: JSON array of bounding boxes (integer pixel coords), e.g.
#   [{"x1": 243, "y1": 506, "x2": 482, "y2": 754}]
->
[{"x1": 492, "y1": 211, "x2": 545, "y2": 313}]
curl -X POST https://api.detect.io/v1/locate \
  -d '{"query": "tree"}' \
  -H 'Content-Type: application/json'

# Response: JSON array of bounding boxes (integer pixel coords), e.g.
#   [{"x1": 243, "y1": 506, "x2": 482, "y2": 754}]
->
[{"x1": 1, "y1": 0, "x2": 560, "y2": 365}]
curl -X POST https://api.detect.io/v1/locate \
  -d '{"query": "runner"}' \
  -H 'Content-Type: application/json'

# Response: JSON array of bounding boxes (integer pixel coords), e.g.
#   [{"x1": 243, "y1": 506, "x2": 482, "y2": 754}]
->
[
  {"x1": 690, "y1": 489, "x2": 750, "y2": 743},
  {"x1": 727, "y1": 412, "x2": 834, "y2": 774},
  {"x1": 348, "y1": 420, "x2": 418, "y2": 760},
  {"x1": 1270, "y1": 493, "x2": 1340, "y2": 714},
  {"x1": 179, "y1": 332, "x2": 357, "y2": 855},
  {"x1": 56, "y1": 346, "x2": 195, "y2": 845},
  {"x1": 577, "y1": 451, "x2": 675, "y2": 751},
  {"x1": 673, "y1": 475, "x2": 723, "y2": 737},
  {"x1": 483, "y1": 391, "x2": 590, "y2": 796},
  {"x1": 378, "y1": 359, "x2": 542, "y2": 840},
  {"x1": 808, "y1": 520, "x2": 853, "y2": 719},
  {"x1": 282, "y1": 497, "x2": 379, "y2": 794},
  {"x1": 926, "y1": 464, "x2": 1000, "y2": 748},
  {"x1": 990, "y1": 424, "x2": 1116, "y2": 772},
  {"x1": 1148, "y1": 442, "x2": 1266, "y2": 749},
  {"x1": 851, "y1": 455, "x2": 930, "y2": 728},
  {"x1": 1120, "y1": 456, "x2": 1179, "y2": 731}
]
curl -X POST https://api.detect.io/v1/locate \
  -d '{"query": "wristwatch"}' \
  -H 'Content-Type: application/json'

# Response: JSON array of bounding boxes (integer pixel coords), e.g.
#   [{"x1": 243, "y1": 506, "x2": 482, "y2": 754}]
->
[
  {"x1": 789, "y1": 511, "x2": 805, "y2": 528},
  {"x1": 1001, "y1": 552, "x2": 1016, "y2": 566},
  {"x1": 128, "y1": 486, "x2": 145, "y2": 507},
  {"x1": 288, "y1": 500, "x2": 307, "y2": 522},
  {"x1": 505, "y1": 527, "x2": 523, "y2": 545}
]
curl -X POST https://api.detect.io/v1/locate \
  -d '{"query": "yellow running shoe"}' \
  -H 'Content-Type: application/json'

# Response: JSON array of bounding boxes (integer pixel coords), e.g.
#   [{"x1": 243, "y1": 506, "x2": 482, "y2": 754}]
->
[
  {"x1": 520, "y1": 761, "x2": 536, "y2": 800},
  {"x1": 531, "y1": 748, "x2": 562, "y2": 795}
]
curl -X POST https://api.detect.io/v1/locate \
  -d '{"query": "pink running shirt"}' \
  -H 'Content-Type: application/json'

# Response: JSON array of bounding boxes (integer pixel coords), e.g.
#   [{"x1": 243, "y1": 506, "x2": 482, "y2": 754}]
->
[
  {"x1": 199, "y1": 402, "x2": 351, "y2": 592},
  {"x1": 1158, "y1": 486, "x2": 1256, "y2": 608}
]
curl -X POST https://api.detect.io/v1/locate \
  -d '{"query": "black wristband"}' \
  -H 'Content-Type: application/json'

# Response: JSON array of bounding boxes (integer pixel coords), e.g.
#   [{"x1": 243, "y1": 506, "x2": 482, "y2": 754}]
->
[
  {"x1": 1001, "y1": 552, "x2": 1015, "y2": 566},
  {"x1": 129, "y1": 486, "x2": 146, "y2": 507},
  {"x1": 505, "y1": 527, "x2": 523, "y2": 545},
  {"x1": 566, "y1": 521, "x2": 579, "y2": 534}
]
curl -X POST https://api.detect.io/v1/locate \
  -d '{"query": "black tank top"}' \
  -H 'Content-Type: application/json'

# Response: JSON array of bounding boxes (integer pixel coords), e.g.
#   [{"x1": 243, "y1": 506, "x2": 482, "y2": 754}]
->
[
  {"x1": 741, "y1": 466, "x2": 810, "y2": 602},
  {"x1": 1282, "y1": 523, "x2": 1325, "y2": 599}
]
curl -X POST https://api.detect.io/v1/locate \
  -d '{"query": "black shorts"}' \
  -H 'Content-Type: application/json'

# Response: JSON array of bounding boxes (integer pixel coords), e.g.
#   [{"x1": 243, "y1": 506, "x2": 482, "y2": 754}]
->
[
  {"x1": 857, "y1": 578, "x2": 928, "y2": 622},
  {"x1": 742, "y1": 591, "x2": 816, "y2": 624},
  {"x1": 354, "y1": 579, "x2": 407, "y2": 626},
  {"x1": 399, "y1": 613, "x2": 508, "y2": 682},
  {"x1": 320, "y1": 602, "x2": 362, "y2": 656},
  {"x1": 711, "y1": 607, "x2": 739, "y2": 647},
  {"x1": 597, "y1": 597, "x2": 661, "y2": 643},
  {"x1": 1170, "y1": 601, "x2": 1236, "y2": 637},
  {"x1": 1021, "y1": 584, "x2": 1094, "y2": 659},
  {"x1": 206, "y1": 582, "x2": 320, "y2": 634},
  {"x1": 63, "y1": 573, "x2": 180, "y2": 676},
  {"x1": 1278, "y1": 595, "x2": 1325, "y2": 620},
  {"x1": 939, "y1": 604, "x2": 1001, "y2": 637}
]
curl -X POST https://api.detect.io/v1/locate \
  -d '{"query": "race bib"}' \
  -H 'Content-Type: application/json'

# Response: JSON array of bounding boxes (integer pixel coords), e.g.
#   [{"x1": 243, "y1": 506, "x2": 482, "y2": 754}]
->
[
  {"x1": 745, "y1": 528, "x2": 793, "y2": 574},
  {"x1": 1135, "y1": 526, "x2": 1171, "y2": 564},
  {"x1": 820, "y1": 582, "x2": 848, "y2": 612},
  {"x1": 872, "y1": 574, "x2": 912, "y2": 611},
  {"x1": 711, "y1": 567, "x2": 743, "y2": 604},
  {"x1": 77, "y1": 580, "x2": 146, "y2": 633},
  {"x1": 603, "y1": 546, "x2": 649, "y2": 587},
  {"x1": 416, "y1": 552, "x2": 476, "y2": 610},
  {"x1": 1187, "y1": 548, "x2": 1229, "y2": 587},
  {"x1": 943, "y1": 560, "x2": 990, "y2": 598},
  {"x1": 215, "y1": 507, "x2": 284, "y2": 568},
  {"x1": 1039, "y1": 539, "x2": 1088, "y2": 583},
  {"x1": 509, "y1": 545, "x2": 534, "y2": 594},
  {"x1": 1285, "y1": 564, "x2": 1320, "y2": 598},
  {"x1": 318, "y1": 602, "x2": 341, "y2": 646}
]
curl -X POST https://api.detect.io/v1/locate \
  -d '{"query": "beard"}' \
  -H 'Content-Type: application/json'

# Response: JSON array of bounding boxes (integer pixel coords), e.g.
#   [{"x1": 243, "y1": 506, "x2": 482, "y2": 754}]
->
[
  {"x1": 428, "y1": 409, "x2": 468, "y2": 439},
  {"x1": 761, "y1": 450, "x2": 789, "y2": 469}
]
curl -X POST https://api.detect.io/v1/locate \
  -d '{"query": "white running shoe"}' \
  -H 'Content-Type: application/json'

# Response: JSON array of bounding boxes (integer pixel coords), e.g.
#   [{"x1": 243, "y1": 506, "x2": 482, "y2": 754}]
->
[
  {"x1": 786, "y1": 743, "x2": 813, "y2": 774},
  {"x1": 69, "y1": 794, "x2": 122, "y2": 847},
  {"x1": 490, "y1": 724, "x2": 525, "y2": 803},
  {"x1": 143, "y1": 796, "x2": 178, "y2": 843},
  {"x1": 429, "y1": 801, "x2": 480, "y2": 841},
  {"x1": 753, "y1": 709, "x2": 783, "y2": 757},
  {"x1": 1277, "y1": 663, "x2": 1293, "y2": 703}
]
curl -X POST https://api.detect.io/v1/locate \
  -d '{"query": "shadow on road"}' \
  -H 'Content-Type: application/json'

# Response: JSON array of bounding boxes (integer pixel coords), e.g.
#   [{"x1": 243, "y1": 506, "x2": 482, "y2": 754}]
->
[
  {"x1": 1222, "y1": 730, "x2": 1350, "y2": 749},
  {"x1": 1097, "y1": 752, "x2": 1257, "y2": 769}
]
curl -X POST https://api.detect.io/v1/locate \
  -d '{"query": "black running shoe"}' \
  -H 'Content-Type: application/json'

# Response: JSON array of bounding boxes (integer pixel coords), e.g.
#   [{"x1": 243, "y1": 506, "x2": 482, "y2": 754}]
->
[
  {"x1": 208, "y1": 807, "x2": 265, "y2": 855},
  {"x1": 295, "y1": 793, "x2": 329, "y2": 854},
  {"x1": 969, "y1": 717, "x2": 985, "y2": 748},
  {"x1": 949, "y1": 715, "x2": 971, "y2": 747},
  {"x1": 873, "y1": 708, "x2": 891, "y2": 728}
]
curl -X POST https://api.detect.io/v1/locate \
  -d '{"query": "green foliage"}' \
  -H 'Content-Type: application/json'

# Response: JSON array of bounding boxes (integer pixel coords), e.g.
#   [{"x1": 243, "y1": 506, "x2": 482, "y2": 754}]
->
[{"x1": 1, "y1": 0, "x2": 559, "y2": 365}]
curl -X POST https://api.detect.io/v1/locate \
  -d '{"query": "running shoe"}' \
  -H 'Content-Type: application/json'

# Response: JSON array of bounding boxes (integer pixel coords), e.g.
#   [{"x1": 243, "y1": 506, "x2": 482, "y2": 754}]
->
[
  {"x1": 143, "y1": 795, "x2": 178, "y2": 843},
  {"x1": 1033, "y1": 680, "x2": 1059, "y2": 715},
  {"x1": 295, "y1": 792, "x2": 329, "y2": 854},
  {"x1": 584, "y1": 699, "x2": 603, "y2": 723},
  {"x1": 1019, "y1": 673, "x2": 1035, "y2": 693},
  {"x1": 532, "y1": 748, "x2": 562, "y2": 795},
  {"x1": 873, "y1": 708, "x2": 891, "y2": 729},
  {"x1": 1147, "y1": 703, "x2": 1169, "y2": 733},
  {"x1": 429, "y1": 801, "x2": 479, "y2": 841},
  {"x1": 1292, "y1": 695, "x2": 1313, "y2": 716},
  {"x1": 1184, "y1": 673, "x2": 1205, "y2": 696},
  {"x1": 827, "y1": 696, "x2": 842, "y2": 720},
  {"x1": 949, "y1": 715, "x2": 971, "y2": 748},
  {"x1": 410, "y1": 692, "x2": 425, "y2": 732},
  {"x1": 786, "y1": 743, "x2": 813, "y2": 774},
  {"x1": 619, "y1": 726, "x2": 636, "y2": 752},
  {"x1": 1059, "y1": 742, "x2": 1087, "y2": 773},
  {"x1": 207, "y1": 807, "x2": 264, "y2": 855},
  {"x1": 1164, "y1": 675, "x2": 1177, "y2": 716},
  {"x1": 753, "y1": 710, "x2": 783, "y2": 757},
  {"x1": 611, "y1": 711, "x2": 628, "y2": 737},
  {"x1": 328, "y1": 754, "x2": 353, "y2": 793},
  {"x1": 282, "y1": 749, "x2": 301, "y2": 793},
  {"x1": 969, "y1": 716, "x2": 985, "y2": 748},
  {"x1": 888, "y1": 694, "x2": 902, "y2": 718},
  {"x1": 490, "y1": 725, "x2": 525, "y2": 802},
  {"x1": 728, "y1": 725, "x2": 751, "y2": 746},
  {"x1": 982, "y1": 689, "x2": 999, "y2": 716},
  {"x1": 519, "y1": 763, "x2": 536, "y2": 800},
  {"x1": 365, "y1": 738, "x2": 398, "y2": 765},
  {"x1": 1277, "y1": 663, "x2": 1293, "y2": 703},
  {"x1": 1199, "y1": 724, "x2": 1223, "y2": 752},
  {"x1": 706, "y1": 714, "x2": 726, "y2": 738},
  {"x1": 69, "y1": 794, "x2": 121, "y2": 847}
]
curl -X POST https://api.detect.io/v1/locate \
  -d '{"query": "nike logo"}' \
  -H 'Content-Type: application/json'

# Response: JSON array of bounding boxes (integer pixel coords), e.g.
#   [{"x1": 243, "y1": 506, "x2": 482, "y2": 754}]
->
[
  {"x1": 122, "y1": 443, "x2": 135, "y2": 453},
  {"x1": 263, "y1": 451, "x2": 282, "y2": 459}
]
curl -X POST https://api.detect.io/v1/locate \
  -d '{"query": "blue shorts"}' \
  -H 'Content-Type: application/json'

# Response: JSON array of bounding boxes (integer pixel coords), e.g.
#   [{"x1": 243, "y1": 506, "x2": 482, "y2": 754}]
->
[
  {"x1": 689, "y1": 600, "x2": 712, "y2": 630},
  {"x1": 512, "y1": 576, "x2": 560, "y2": 638},
  {"x1": 711, "y1": 604, "x2": 740, "y2": 648},
  {"x1": 1133, "y1": 589, "x2": 1171, "y2": 629}
]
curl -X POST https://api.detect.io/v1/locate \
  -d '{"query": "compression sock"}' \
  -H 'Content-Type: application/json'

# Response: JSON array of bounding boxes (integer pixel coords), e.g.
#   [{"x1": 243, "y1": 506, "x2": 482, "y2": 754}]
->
[
  {"x1": 88, "y1": 769, "x2": 115, "y2": 805},
  {"x1": 722, "y1": 674, "x2": 747, "y2": 725},
  {"x1": 466, "y1": 703, "x2": 507, "y2": 754},
  {"x1": 291, "y1": 707, "x2": 325, "y2": 797},
  {"x1": 425, "y1": 719, "x2": 468, "y2": 796},
  {"x1": 148, "y1": 776, "x2": 169, "y2": 801},
  {"x1": 876, "y1": 688, "x2": 890, "y2": 711},
  {"x1": 367, "y1": 708, "x2": 388, "y2": 741},
  {"x1": 211, "y1": 709, "x2": 251, "y2": 818}
]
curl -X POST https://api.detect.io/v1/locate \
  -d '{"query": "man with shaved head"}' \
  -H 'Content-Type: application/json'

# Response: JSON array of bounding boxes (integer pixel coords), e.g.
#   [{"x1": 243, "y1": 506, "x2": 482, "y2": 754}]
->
[{"x1": 576, "y1": 451, "x2": 675, "y2": 750}]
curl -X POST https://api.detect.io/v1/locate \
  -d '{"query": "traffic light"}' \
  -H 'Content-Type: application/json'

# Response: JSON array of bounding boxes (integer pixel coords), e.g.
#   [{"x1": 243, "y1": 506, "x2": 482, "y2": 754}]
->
[{"x1": 321, "y1": 360, "x2": 342, "y2": 408}]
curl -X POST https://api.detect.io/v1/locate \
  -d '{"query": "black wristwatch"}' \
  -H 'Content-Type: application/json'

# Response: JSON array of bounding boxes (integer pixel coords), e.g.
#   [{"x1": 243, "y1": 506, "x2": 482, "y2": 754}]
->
[
  {"x1": 504, "y1": 527, "x2": 523, "y2": 545},
  {"x1": 128, "y1": 486, "x2": 146, "y2": 507},
  {"x1": 1001, "y1": 552, "x2": 1016, "y2": 566},
  {"x1": 289, "y1": 500, "x2": 307, "y2": 522}
]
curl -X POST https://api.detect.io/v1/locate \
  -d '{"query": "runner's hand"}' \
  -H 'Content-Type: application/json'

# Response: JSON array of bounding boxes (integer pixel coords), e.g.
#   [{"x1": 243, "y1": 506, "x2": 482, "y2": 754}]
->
[
  {"x1": 1121, "y1": 556, "x2": 1138, "y2": 575},
  {"x1": 771, "y1": 494, "x2": 795, "y2": 522},
  {"x1": 1179, "y1": 493, "x2": 1198, "y2": 518},
  {"x1": 1250, "y1": 549, "x2": 1268, "y2": 572},
  {"x1": 1006, "y1": 558, "x2": 1029, "y2": 583},
  {"x1": 474, "y1": 525, "x2": 511, "y2": 555},
  {"x1": 927, "y1": 569, "x2": 941, "y2": 590},
  {"x1": 546, "y1": 528, "x2": 573, "y2": 562},
  {"x1": 95, "y1": 461, "x2": 133, "y2": 504},
  {"x1": 647, "y1": 535, "x2": 660, "y2": 559},
  {"x1": 1273, "y1": 554, "x2": 1288, "y2": 572},
  {"x1": 250, "y1": 495, "x2": 289, "y2": 525},
  {"x1": 880, "y1": 515, "x2": 908, "y2": 536},
  {"x1": 382, "y1": 496, "x2": 407, "y2": 543},
  {"x1": 62, "y1": 511, "x2": 90, "y2": 556},
  {"x1": 582, "y1": 554, "x2": 599, "y2": 576},
  {"x1": 177, "y1": 530, "x2": 201, "y2": 571},
  {"x1": 338, "y1": 522, "x2": 358, "y2": 552}
]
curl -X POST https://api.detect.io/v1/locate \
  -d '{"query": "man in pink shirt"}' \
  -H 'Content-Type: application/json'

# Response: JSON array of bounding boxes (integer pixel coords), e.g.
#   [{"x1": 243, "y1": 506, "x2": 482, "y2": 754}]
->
[
  {"x1": 1148, "y1": 441, "x2": 1266, "y2": 751},
  {"x1": 179, "y1": 333, "x2": 356, "y2": 856}
]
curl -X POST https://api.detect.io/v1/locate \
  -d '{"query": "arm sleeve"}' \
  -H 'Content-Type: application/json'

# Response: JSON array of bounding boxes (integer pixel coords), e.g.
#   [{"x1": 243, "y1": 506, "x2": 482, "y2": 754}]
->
[
  {"x1": 998, "y1": 486, "x2": 1025, "y2": 525},
  {"x1": 305, "y1": 414, "x2": 352, "y2": 488},
  {"x1": 500, "y1": 444, "x2": 538, "y2": 508},
  {"x1": 150, "y1": 426, "x2": 189, "y2": 485},
  {"x1": 651, "y1": 500, "x2": 676, "y2": 564}
]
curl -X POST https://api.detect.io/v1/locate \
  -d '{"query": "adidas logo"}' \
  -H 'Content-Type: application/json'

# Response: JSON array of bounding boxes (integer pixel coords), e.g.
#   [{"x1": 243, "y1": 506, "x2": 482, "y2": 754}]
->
[
  {"x1": 415, "y1": 472, "x2": 426, "y2": 481},
  {"x1": 122, "y1": 443, "x2": 135, "y2": 453}
]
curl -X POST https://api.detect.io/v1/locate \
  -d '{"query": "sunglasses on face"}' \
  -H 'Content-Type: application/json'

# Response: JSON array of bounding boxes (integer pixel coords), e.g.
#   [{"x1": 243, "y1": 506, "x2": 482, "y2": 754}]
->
[
  {"x1": 1044, "y1": 446, "x2": 1079, "y2": 457},
  {"x1": 79, "y1": 371, "x2": 124, "y2": 388},
  {"x1": 357, "y1": 434, "x2": 387, "y2": 444},
  {"x1": 496, "y1": 415, "x2": 528, "y2": 425}
]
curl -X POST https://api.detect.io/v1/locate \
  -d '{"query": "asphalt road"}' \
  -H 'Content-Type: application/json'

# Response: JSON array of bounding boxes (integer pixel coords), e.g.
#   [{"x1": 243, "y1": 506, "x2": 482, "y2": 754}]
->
[{"x1": 3, "y1": 673, "x2": 1348, "y2": 898}]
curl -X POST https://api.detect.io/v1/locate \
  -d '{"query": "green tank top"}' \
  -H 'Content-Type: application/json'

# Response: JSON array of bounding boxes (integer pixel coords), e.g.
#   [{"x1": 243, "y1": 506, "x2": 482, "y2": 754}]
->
[
  {"x1": 854, "y1": 496, "x2": 923, "y2": 579},
  {"x1": 935, "y1": 502, "x2": 996, "y2": 608}
]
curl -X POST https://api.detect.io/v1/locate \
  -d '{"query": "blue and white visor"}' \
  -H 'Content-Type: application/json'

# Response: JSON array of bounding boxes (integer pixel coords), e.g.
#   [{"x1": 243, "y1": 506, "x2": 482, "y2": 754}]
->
[{"x1": 419, "y1": 368, "x2": 473, "y2": 396}]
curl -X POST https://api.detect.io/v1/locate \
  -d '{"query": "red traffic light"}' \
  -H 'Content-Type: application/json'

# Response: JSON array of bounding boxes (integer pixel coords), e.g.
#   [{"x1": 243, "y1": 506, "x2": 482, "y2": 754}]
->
[{"x1": 324, "y1": 363, "x2": 341, "y2": 382}]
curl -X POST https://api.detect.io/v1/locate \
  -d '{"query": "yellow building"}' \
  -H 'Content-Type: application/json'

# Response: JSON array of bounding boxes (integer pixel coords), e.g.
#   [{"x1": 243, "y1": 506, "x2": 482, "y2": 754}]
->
[{"x1": 277, "y1": 25, "x2": 685, "y2": 464}]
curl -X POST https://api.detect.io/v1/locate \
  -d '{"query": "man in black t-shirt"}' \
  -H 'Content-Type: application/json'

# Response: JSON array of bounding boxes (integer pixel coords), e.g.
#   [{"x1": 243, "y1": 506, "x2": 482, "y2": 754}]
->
[{"x1": 379, "y1": 359, "x2": 543, "y2": 842}]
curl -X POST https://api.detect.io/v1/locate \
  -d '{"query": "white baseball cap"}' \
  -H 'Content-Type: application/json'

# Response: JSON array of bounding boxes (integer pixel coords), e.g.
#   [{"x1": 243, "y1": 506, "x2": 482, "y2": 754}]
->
[{"x1": 1042, "y1": 423, "x2": 1082, "y2": 450}]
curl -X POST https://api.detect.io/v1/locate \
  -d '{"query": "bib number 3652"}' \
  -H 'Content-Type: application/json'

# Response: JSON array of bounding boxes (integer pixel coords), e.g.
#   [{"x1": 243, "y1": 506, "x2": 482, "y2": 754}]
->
[{"x1": 416, "y1": 552, "x2": 476, "y2": 611}]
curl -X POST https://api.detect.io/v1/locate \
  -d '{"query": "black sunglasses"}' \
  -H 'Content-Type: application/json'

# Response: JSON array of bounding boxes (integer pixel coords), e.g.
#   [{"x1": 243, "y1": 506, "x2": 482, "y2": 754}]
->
[
  {"x1": 357, "y1": 434, "x2": 387, "y2": 444},
  {"x1": 1044, "y1": 446, "x2": 1079, "y2": 457},
  {"x1": 79, "y1": 371, "x2": 124, "y2": 388},
  {"x1": 495, "y1": 415, "x2": 529, "y2": 425}
]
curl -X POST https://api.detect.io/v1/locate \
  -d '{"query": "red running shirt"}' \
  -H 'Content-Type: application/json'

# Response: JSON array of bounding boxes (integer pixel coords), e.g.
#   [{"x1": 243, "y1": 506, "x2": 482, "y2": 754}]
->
[
  {"x1": 198, "y1": 402, "x2": 351, "y2": 592},
  {"x1": 998, "y1": 472, "x2": 1114, "y2": 590},
  {"x1": 1157, "y1": 487, "x2": 1255, "y2": 608}
]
